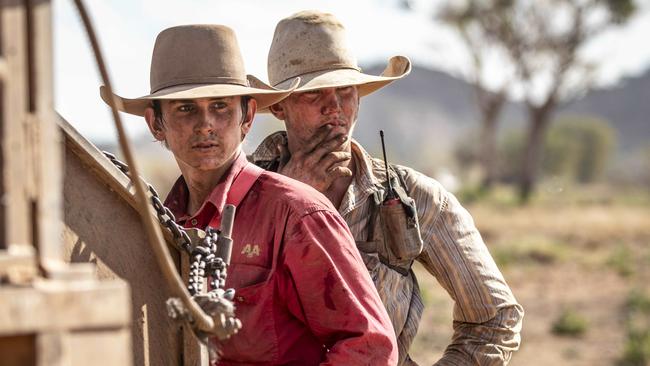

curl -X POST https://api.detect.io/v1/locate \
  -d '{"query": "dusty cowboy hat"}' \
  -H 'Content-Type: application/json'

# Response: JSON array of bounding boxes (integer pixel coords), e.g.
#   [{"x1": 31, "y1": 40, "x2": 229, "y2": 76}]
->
[
  {"x1": 100, "y1": 24, "x2": 299, "y2": 117},
  {"x1": 266, "y1": 10, "x2": 411, "y2": 100}
]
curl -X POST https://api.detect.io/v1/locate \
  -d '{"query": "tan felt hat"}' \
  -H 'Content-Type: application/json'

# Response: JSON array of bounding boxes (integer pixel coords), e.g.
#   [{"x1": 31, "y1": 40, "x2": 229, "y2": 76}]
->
[
  {"x1": 100, "y1": 24, "x2": 299, "y2": 116},
  {"x1": 267, "y1": 10, "x2": 411, "y2": 98}
]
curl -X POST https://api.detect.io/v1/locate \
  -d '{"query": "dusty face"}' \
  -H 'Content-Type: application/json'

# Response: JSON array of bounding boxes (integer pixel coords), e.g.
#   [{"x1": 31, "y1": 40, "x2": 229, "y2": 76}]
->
[
  {"x1": 273, "y1": 86, "x2": 359, "y2": 153},
  {"x1": 145, "y1": 96, "x2": 254, "y2": 173}
]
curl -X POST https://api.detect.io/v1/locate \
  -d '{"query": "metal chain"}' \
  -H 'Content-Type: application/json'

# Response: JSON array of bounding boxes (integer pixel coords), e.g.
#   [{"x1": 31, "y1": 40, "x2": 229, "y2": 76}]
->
[
  {"x1": 102, "y1": 151, "x2": 227, "y2": 296},
  {"x1": 188, "y1": 227, "x2": 229, "y2": 297},
  {"x1": 103, "y1": 150, "x2": 240, "y2": 340},
  {"x1": 103, "y1": 151, "x2": 193, "y2": 254}
]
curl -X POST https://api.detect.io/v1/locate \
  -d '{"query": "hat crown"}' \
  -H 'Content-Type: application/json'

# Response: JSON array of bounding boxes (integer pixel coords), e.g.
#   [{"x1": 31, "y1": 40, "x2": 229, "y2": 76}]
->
[
  {"x1": 268, "y1": 11, "x2": 359, "y2": 87},
  {"x1": 150, "y1": 24, "x2": 247, "y2": 93}
]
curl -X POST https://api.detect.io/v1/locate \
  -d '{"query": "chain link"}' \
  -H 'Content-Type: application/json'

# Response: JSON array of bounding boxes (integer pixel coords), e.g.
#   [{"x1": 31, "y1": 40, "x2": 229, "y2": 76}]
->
[
  {"x1": 188, "y1": 227, "x2": 229, "y2": 297},
  {"x1": 102, "y1": 151, "x2": 231, "y2": 297},
  {"x1": 103, "y1": 151, "x2": 193, "y2": 254}
]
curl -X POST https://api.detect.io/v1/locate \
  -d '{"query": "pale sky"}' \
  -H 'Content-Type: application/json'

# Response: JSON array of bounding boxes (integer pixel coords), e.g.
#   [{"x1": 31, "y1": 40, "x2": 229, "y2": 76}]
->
[{"x1": 54, "y1": 0, "x2": 650, "y2": 144}]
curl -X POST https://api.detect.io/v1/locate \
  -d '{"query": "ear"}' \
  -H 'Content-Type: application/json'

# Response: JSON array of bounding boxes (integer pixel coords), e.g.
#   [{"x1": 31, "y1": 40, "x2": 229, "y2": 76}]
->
[
  {"x1": 269, "y1": 102, "x2": 286, "y2": 121},
  {"x1": 144, "y1": 106, "x2": 165, "y2": 141},
  {"x1": 241, "y1": 97, "x2": 257, "y2": 136}
]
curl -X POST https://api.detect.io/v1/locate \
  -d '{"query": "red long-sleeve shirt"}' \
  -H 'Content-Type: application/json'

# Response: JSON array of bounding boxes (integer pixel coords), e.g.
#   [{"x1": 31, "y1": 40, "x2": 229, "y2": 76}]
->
[{"x1": 165, "y1": 151, "x2": 397, "y2": 365}]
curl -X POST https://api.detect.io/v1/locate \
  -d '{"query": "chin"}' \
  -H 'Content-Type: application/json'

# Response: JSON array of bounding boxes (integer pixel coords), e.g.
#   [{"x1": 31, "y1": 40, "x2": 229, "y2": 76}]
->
[{"x1": 197, "y1": 160, "x2": 226, "y2": 171}]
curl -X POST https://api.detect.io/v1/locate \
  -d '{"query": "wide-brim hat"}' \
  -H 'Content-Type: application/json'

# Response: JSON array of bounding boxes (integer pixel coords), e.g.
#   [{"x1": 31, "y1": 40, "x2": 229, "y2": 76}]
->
[
  {"x1": 265, "y1": 10, "x2": 411, "y2": 106},
  {"x1": 100, "y1": 24, "x2": 299, "y2": 117}
]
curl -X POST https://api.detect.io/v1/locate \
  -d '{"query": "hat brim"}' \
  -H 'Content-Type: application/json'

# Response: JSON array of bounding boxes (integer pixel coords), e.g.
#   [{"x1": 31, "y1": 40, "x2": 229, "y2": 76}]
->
[
  {"x1": 100, "y1": 76, "x2": 299, "y2": 117},
  {"x1": 259, "y1": 56, "x2": 410, "y2": 113}
]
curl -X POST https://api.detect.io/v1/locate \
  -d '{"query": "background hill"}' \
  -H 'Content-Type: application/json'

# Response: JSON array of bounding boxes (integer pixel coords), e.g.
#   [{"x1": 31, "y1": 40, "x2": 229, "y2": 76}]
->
[
  {"x1": 347, "y1": 64, "x2": 650, "y2": 173},
  {"x1": 102, "y1": 63, "x2": 650, "y2": 192}
]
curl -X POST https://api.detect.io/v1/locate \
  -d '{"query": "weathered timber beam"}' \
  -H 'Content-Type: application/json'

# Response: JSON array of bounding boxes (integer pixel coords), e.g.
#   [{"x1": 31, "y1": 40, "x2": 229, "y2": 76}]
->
[
  {"x1": 56, "y1": 113, "x2": 178, "y2": 249},
  {"x1": 0, "y1": 57, "x2": 7, "y2": 81},
  {"x1": 0, "y1": 280, "x2": 130, "y2": 335}
]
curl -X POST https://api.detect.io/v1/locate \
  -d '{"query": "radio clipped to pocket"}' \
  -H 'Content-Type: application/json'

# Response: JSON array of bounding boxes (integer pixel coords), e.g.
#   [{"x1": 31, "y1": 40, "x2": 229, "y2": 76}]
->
[
  {"x1": 376, "y1": 131, "x2": 423, "y2": 271},
  {"x1": 379, "y1": 186, "x2": 423, "y2": 266}
]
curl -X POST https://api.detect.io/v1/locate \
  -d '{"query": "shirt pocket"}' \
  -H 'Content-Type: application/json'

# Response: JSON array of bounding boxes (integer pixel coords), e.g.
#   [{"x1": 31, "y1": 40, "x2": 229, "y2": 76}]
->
[
  {"x1": 227, "y1": 262, "x2": 271, "y2": 289},
  {"x1": 220, "y1": 263, "x2": 278, "y2": 363},
  {"x1": 378, "y1": 200, "x2": 423, "y2": 266}
]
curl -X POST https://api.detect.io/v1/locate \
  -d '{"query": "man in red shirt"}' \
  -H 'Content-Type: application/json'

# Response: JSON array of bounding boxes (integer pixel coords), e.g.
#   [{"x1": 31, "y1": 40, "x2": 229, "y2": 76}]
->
[{"x1": 101, "y1": 24, "x2": 397, "y2": 365}]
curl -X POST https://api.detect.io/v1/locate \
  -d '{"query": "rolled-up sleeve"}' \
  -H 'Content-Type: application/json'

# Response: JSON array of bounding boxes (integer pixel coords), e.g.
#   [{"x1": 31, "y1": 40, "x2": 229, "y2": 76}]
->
[
  {"x1": 405, "y1": 170, "x2": 524, "y2": 366},
  {"x1": 280, "y1": 208, "x2": 398, "y2": 366}
]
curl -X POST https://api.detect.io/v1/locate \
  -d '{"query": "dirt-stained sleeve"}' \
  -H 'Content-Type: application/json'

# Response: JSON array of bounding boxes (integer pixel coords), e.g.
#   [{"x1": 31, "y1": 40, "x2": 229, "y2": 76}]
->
[
  {"x1": 279, "y1": 208, "x2": 398, "y2": 366},
  {"x1": 401, "y1": 167, "x2": 524, "y2": 366}
]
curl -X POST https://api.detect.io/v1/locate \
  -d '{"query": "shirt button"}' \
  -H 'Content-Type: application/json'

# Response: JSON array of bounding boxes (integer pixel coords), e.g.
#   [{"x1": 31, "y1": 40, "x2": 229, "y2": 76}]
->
[
  {"x1": 190, "y1": 219, "x2": 198, "y2": 226},
  {"x1": 236, "y1": 296, "x2": 245, "y2": 302}
]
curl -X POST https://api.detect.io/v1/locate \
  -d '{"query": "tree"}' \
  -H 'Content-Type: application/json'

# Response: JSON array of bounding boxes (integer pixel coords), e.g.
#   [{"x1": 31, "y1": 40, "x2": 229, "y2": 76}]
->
[
  {"x1": 427, "y1": 0, "x2": 635, "y2": 202},
  {"x1": 438, "y1": 2, "x2": 513, "y2": 191},
  {"x1": 483, "y1": 0, "x2": 634, "y2": 202}
]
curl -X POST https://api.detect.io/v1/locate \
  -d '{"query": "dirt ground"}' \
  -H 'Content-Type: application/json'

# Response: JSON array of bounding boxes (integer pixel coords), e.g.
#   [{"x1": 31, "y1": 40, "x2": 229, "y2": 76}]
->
[{"x1": 408, "y1": 201, "x2": 650, "y2": 366}]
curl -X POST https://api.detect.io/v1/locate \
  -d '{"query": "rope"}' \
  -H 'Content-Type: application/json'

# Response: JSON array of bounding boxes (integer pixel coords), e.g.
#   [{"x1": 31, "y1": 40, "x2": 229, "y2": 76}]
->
[{"x1": 72, "y1": 0, "x2": 217, "y2": 333}]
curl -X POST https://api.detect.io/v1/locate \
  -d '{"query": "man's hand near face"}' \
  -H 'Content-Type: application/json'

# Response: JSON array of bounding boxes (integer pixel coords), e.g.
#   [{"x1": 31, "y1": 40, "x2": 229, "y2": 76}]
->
[{"x1": 277, "y1": 125, "x2": 353, "y2": 193}]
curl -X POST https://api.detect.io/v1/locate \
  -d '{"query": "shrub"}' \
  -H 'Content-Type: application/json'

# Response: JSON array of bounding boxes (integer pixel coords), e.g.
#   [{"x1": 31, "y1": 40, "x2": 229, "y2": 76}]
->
[
  {"x1": 619, "y1": 290, "x2": 650, "y2": 365},
  {"x1": 543, "y1": 117, "x2": 616, "y2": 183},
  {"x1": 552, "y1": 308, "x2": 588, "y2": 337},
  {"x1": 619, "y1": 329, "x2": 650, "y2": 366},
  {"x1": 492, "y1": 237, "x2": 569, "y2": 268},
  {"x1": 607, "y1": 245, "x2": 636, "y2": 277},
  {"x1": 494, "y1": 116, "x2": 616, "y2": 184}
]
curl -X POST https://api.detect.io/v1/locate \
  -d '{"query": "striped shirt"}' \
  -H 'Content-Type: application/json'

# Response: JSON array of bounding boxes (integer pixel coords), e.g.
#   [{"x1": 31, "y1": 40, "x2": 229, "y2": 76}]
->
[{"x1": 251, "y1": 132, "x2": 524, "y2": 365}]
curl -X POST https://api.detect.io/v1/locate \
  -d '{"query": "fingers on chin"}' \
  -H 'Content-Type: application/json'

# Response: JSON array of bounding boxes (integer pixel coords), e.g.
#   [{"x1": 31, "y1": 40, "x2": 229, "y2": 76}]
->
[{"x1": 326, "y1": 167, "x2": 352, "y2": 177}]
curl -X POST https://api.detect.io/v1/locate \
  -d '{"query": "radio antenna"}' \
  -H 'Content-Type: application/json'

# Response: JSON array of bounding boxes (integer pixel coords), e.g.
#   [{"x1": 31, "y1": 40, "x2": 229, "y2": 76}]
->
[{"x1": 380, "y1": 130, "x2": 395, "y2": 199}]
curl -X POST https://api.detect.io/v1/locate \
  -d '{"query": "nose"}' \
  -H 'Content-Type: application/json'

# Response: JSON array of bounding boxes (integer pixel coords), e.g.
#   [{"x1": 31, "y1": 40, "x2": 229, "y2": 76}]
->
[
  {"x1": 193, "y1": 108, "x2": 215, "y2": 134},
  {"x1": 320, "y1": 89, "x2": 341, "y2": 115}
]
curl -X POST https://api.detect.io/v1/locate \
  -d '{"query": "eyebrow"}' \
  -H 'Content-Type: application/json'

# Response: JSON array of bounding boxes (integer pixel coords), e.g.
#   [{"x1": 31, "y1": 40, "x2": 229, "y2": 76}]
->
[{"x1": 168, "y1": 97, "x2": 233, "y2": 105}]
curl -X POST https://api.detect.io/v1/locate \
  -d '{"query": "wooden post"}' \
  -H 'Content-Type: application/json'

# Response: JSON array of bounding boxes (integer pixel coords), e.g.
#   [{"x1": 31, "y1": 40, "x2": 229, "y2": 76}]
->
[
  {"x1": 0, "y1": 1, "x2": 132, "y2": 365},
  {"x1": 0, "y1": 0, "x2": 34, "y2": 260},
  {"x1": 27, "y1": 0, "x2": 65, "y2": 272}
]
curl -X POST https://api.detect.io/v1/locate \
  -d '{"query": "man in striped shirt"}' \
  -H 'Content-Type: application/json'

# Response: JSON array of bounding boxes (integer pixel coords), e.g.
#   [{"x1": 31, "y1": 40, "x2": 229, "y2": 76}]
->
[{"x1": 251, "y1": 10, "x2": 524, "y2": 366}]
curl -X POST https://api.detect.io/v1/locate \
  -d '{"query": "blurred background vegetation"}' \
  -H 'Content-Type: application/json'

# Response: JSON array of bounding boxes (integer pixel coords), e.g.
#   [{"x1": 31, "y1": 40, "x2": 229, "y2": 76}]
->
[{"x1": 95, "y1": 0, "x2": 650, "y2": 364}]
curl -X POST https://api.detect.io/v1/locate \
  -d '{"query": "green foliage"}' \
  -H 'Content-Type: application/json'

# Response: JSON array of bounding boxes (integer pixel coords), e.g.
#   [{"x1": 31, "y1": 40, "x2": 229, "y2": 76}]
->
[
  {"x1": 543, "y1": 117, "x2": 616, "y2": 183},
  {"x1": 607, "y1": 245, "x2": 636, "y2": 277},
  {"x1": 492, "y1": 236, "x2": 569, "y2": 268},
  {"x1": 552, "y1": 308, "x2": 589, "y2": 337},
  {"x1": 606, "y1": 0, "x2": 637, "y2": 23},
  {"x1": 626, "y1": 290, "x2": 650, "y2": 314},
  {"x1": 570, "y1": 118, "x2": 616, "y2": 183},
  {"x1": 543, "y1": 126, "x2": 580, "y2": 178},
  {"x1": 619, "y1": 290, "x2": 650, "y2": 365},
  {"x1": 496, "y1": 130, "x2": 525, "y2": 183},
  {"x1": 493, "y1": 117, "x2": 616, "y2": 184},
  {"x1": 456, "y1": 185, "x2": 490, "y2": 204},
  {"x1": 619, "y1": 329, "x2": 650, "y2": 366}
]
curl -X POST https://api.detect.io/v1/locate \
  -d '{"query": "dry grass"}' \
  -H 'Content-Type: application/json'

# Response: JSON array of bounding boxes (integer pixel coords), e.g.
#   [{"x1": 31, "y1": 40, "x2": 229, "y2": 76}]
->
[
  {"x1": 473, "y1": 205, "x2": 650, "y2": 249},
  {"x1": 409, "y1": 186, "x2": 650, "y2": 365}
]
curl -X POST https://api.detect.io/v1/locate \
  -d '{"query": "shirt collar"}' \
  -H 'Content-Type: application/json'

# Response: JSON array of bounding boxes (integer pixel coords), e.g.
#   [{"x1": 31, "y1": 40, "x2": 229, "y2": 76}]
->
[
  {"x1": 250, "y1": 130, "x2": 287, "y2": 164},
  {"x1": 164, "y1": 149, "x2": 249, "y2": 223},
  {"x1": 339, "y1": 140, "x2": 387, "y2": 215}
]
